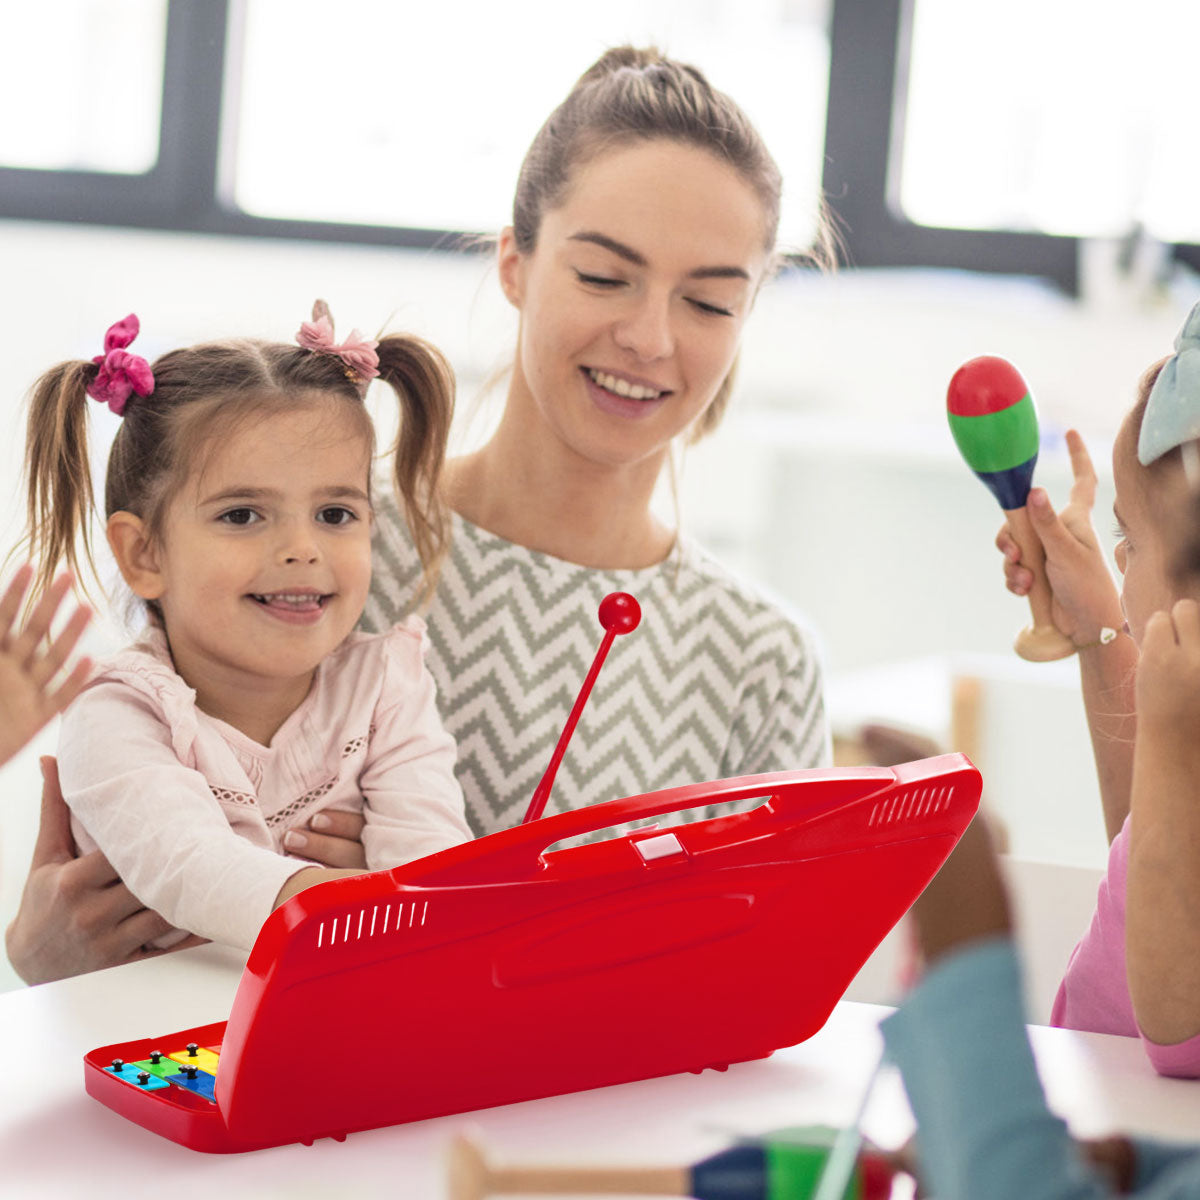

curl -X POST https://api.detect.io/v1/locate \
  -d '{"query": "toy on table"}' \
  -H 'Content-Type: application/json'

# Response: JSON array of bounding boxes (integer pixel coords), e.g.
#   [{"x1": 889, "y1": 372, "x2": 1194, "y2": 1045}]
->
[
  {"x1": 947, "y1": 355, "x2": 1075, "y2": 662},
  {"x1": 447, "y1": 1128, "x2": 896, "y2": 1200},
  {"x1": 84, "y1": 593, "x2": 981, "y2": 1153}
]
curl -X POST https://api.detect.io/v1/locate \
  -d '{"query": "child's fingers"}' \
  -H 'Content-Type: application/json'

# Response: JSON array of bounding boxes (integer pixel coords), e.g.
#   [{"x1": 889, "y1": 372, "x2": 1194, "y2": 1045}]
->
[
  {"x1": 995, "y1": 523, "x2": 1034, "y2": 594},
  {"x1": 1026, "y1": 488, "x2": 1077, "y2": 559},
  {"x1": 0, "y1": 563, "x2": 33, "y2": 642},
  {"x1": 1064, "y1": 429, "x2": 1098, "y2": 511},
  {"x1": 11, "y1": 572, "x2": 75, "y2": 665},
  {"x1": 1140, "y1": 610, "x2": 1179, "y2": 662},
  {"x1": 46, "y1": 656, "x2": 94, "y2": 716},
  {"x1": 29, "y1": 603, "x2": 92, "y2": 689},
  {"x1": 1170, "y1": 598, "x2": 1200, "y2": 652}
]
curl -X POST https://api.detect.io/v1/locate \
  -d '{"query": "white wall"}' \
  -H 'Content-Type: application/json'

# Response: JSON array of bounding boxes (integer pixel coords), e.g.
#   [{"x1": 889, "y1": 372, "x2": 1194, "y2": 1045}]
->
[{"x1": 0, "y1": 219, "x2": 1190, "y2": 991}]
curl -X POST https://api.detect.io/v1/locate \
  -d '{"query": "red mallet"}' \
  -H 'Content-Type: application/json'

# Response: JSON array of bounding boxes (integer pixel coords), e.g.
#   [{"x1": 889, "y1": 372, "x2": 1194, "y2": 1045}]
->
[
  {"x1": 947, "y1": 356, "x2": 1074, "y2": 662},
  {"x1": 521, "y1": 592, "x2": 642, "y2": 823}
]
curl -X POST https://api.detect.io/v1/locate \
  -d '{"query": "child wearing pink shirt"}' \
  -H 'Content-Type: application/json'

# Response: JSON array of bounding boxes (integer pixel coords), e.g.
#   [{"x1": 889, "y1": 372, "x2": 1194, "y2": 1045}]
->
[
  {"x1": 18, "y1": 304, "x2": 470, "y2": 951},
  {"x1": 1000, "y1": 301, "x2": 1200, "y2": 1075}
]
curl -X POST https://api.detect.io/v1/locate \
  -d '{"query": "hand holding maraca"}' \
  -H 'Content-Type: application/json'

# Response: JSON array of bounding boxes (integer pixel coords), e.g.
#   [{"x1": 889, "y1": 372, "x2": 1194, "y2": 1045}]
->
[
  {"x1": 948, "y1": 357, "x2": 1077, "y2": 661},
  {"x1": 996, "y1": 430, "x2": 1124, "y2": 651}
]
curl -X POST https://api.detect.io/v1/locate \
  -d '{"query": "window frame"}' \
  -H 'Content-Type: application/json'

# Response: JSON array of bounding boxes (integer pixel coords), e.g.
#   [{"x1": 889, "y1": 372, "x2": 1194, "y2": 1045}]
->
[
  {"x1": 822, "y1": 0, "x2": 1200, "y2": 291},
  {"x1": 3, "y1": 0, "x2": 1197, "y2": 286},
  {"x1": 0, "y1": 0, "x2": 464, "y2": 250}
]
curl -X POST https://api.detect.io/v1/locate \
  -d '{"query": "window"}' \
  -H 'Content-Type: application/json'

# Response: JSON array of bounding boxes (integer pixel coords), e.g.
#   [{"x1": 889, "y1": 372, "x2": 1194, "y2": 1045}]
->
[
  {"x1": 0, "y1": 1, "x2": 166, "y2": 174},
  {"x1": 4, "y1": 0, "x2": 1197, "y2": 290},
  {"x1": 899, "y1": 0, "x2": 1200, "y2": 242},
  {"x1": 0, "y1": 0, "x2": 831, "y2": 253},
  {"x1": 226, "y1": 0, "x2": 831, "y2": 250}
]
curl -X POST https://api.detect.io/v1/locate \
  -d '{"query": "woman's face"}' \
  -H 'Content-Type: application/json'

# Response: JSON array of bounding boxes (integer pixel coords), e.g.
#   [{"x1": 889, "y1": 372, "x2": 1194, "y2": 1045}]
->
[{"x1": 499, "y1": 139, "x2": 771, "y2": 472}]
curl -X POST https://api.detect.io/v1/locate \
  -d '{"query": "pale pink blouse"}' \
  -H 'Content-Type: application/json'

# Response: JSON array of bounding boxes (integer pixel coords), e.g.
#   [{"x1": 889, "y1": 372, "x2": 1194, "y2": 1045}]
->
[{"x1": 59, "y1": 621, "x2": 470, "y2": 950}]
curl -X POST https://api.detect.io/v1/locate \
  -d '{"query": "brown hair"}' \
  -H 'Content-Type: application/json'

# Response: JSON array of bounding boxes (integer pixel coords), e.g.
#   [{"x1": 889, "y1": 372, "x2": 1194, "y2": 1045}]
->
[
  {"x1": 511, "y1": 45, "x2": 837, "y2": 444},
  {"x1": 23, "y1": 314, "x2": 454, "y2": 608}
]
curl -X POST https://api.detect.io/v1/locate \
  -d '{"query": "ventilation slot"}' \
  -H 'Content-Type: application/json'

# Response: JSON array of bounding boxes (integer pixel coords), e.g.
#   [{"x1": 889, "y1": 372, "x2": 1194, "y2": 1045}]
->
[
  {"x1": 316, "y1": 900, "x2": 429, "y2": 949},
  {"x1": 867, "y1": 785, "x2": 952, "y2": 828}
]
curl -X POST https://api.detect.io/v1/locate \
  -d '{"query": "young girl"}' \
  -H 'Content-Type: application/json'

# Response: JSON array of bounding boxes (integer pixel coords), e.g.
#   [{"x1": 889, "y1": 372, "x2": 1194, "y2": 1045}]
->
[
  {"x1": 998, "y1": 300, "x2": 1200, "y2": 1074},
  {"x1": 20, "y1": 305, "x2": 471, "y2": 951},
  {"x1": 893, "y1": 469, "x2": 1200, "y2": 1190}
]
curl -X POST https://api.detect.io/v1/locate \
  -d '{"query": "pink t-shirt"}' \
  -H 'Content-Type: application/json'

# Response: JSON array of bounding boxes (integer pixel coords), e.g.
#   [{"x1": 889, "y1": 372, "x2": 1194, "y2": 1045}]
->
[
  {"x1": 1052, "y1": 814, "x2": 1200, "y2": 1077},
  {"x1": 59, "y1": 621, "x2": 471, "y2": 951}
]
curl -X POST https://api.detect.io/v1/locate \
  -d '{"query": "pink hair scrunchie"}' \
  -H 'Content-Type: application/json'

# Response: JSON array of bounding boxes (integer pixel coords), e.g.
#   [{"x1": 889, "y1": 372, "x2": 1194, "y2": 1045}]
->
[
  {"x1": 87, "y1": 314, "x2": 155, "y2": 416},
  {"x1": 295, "y1": 299, "x2": 380, "y2": 383}
]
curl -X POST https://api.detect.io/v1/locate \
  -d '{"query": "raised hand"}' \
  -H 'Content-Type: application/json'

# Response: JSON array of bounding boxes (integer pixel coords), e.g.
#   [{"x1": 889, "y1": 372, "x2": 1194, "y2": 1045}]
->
[
  {"x1": 995, "y1": 430, "x2": 1123, "y2": 647},
  {"x1": 0, "y1": 566, "x2": 93, "y2": 769}
]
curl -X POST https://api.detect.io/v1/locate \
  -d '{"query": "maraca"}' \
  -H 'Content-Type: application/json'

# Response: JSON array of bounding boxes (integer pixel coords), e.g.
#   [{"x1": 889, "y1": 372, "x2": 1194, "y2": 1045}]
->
[
  {"x1": 947, "y1": 356, "x2": 1075, "y2": 662},
  {"x1": 447, "y1": 1129, "x2": 896, "y2": 1200}
]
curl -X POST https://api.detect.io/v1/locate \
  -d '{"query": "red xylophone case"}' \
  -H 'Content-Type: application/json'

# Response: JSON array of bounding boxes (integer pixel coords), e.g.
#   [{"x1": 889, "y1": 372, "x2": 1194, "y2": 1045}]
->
[{"x1": 84, "y1": 593, "x2": 980, "y2": 1152}]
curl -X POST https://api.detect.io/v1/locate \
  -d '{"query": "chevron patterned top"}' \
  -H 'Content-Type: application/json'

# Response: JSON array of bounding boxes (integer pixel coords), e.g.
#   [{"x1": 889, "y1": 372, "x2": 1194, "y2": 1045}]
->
[{"x1": 362, "y1": 495, "x2": 830, "y2": 839}]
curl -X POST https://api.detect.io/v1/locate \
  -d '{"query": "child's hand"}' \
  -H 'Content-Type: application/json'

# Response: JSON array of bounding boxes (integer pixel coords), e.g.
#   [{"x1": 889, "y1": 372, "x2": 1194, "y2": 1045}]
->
[
  {"x1": 1135, "y1": 599, "x2": 1200, "y2": 732},
  {"x1": 890, "y1": 1131, "x2": 1136, "y2": 1197},
  {"x1": 995, "y1": 430, "x2": 1123, "y2": 646},
  {"x1": 910, "y1": 814, "x2": 1012, "y2": 966},
  {"x1": 0, "y1": 566, "x2": 93, "y2": 769}
]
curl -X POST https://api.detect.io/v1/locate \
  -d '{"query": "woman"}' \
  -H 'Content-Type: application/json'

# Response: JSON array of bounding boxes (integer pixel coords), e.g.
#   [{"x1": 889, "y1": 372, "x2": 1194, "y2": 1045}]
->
[{"x1": 7, "y1": 47, "x2": 832, "y2": 982}]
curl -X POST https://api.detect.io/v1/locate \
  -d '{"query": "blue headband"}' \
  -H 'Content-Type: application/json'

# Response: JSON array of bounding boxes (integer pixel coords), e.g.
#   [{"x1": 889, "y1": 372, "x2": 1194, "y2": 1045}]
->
[{"x1": 1139, "y1": 300, "x2": 1200, "y2": 465}]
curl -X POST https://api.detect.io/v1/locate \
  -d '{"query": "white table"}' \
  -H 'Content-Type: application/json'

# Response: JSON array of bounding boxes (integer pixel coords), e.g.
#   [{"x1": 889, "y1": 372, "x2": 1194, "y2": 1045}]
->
[{"x1": 3, "y1": 944, "x2": 1199, "y2": 1200}]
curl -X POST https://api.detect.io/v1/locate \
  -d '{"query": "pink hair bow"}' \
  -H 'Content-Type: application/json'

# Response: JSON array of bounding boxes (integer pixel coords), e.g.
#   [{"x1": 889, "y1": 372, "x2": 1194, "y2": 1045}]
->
[
  {"x1": 295, "y1": 300, "x2": 380, "y2": 383},
  {"x1": 87, "y1": 314, "x2": 155, "y2": 416}
]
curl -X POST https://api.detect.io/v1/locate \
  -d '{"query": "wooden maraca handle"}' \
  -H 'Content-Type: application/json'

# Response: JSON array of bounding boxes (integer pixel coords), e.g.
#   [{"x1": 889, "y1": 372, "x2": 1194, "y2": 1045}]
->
[
  {"x1": 448, "y1": 1135, "x2": 688, "y2": 1200},
  {"x1": 1004, "y1": 506, "x2": 1075, "y2": 662}
]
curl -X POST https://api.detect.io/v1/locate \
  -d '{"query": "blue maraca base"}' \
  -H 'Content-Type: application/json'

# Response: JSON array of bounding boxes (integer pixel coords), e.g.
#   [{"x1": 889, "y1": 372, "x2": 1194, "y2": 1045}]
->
[{"x1": 974, "y1": 459, "x2": 1037, "y2": 511}]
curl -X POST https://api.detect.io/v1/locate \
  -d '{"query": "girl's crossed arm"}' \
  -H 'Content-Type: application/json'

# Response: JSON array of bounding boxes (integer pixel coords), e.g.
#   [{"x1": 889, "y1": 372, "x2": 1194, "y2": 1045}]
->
[{"x1": 58, "y1": 681, "x2": 329, "y2": 950}]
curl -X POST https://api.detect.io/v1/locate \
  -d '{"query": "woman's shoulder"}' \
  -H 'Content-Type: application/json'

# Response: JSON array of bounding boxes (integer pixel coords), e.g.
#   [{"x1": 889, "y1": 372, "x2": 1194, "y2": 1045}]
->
[{"x1": 365, "y1": 499, "x2": 561, "y2": 633}]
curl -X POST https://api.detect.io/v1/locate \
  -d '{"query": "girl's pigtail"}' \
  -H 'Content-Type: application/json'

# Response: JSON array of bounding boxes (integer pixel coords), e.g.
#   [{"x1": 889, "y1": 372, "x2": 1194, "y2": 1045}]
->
[
  {"x1": 23, "y1": 361, "x2": 100, "y2": 600},
  {"x1": 375, "y1": 335, "x2": 455, "y2": 604}
]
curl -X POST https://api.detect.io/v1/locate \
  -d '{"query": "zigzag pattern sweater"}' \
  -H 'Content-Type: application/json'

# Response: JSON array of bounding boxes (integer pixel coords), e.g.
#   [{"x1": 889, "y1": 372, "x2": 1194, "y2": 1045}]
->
[{"x1": 362, "y1": 499, "x2": 830, "y2": 839}]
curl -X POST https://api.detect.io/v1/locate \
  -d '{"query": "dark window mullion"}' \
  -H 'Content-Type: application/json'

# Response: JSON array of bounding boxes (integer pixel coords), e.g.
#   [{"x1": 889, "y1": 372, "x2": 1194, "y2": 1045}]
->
[
  {"x1": 822, "y1": 0, "x2": 1079, "y2": 293},
  {"x1": 156, "y1": 0, "x2": 229, "y2": 222}
]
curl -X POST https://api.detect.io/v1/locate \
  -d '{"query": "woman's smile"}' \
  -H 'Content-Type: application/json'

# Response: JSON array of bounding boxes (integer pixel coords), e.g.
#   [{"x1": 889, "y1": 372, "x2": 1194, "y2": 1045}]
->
[{"x1": 581, "y1": 366, "x2": 671, "y2": 420}]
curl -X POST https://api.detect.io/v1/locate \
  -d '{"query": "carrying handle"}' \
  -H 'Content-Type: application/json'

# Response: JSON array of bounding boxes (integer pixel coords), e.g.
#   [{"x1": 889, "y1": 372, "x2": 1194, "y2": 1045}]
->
[{"x1": 406, "y1": 755, "x2": 975, "y2": 887}]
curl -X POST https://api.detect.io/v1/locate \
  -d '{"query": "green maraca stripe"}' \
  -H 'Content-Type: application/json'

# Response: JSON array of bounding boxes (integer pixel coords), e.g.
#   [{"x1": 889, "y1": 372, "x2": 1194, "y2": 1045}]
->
[{"x1": 948, "y1": 393, "x2": 1039, "y2": 473}]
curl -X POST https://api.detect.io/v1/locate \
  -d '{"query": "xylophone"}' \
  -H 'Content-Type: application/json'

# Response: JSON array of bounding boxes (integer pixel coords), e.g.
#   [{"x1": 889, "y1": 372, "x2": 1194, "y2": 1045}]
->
[{"x1": 85, "y1": 594, "x2": 981, "y2": 1152}]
